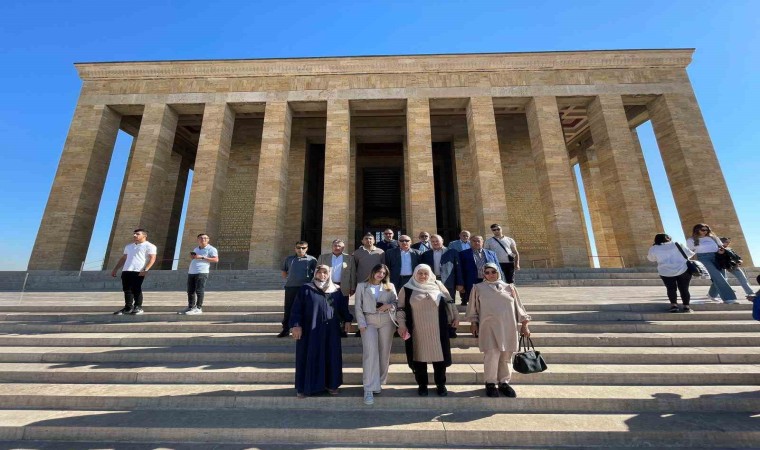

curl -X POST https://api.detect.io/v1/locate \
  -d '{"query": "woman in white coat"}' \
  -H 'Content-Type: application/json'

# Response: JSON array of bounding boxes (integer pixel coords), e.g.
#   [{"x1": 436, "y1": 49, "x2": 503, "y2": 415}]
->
[
  {"x1": 355, "y1": 263, "x2": 398, "y2": 405},
  {"x1": 466, "y1": 262, "x2": 531, "y2": 398}
]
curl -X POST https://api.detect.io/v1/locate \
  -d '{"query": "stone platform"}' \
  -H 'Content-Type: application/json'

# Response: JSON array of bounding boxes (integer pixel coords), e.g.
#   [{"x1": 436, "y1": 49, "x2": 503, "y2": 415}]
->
[{"x1": 0, "y1": 286, "x2": 758, "y2": 448}]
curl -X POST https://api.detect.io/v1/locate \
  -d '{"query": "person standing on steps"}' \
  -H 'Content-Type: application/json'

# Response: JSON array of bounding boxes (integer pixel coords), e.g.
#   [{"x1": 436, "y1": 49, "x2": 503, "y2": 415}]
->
[
  {"x1": 686, "y1": 224, "x2": 738, "y2": 304},
  {"x1": 467, "y1": 262, "x2": 531, "y2": 398},
  {"x1": 376, "y1": 229, "x2": 399, "y2": 252},
  {"x1": 411, "y1": 231, "x2": 432, "y2": 252},
  {"x1": 178, "y1": 233, "x2": 219, "y2": 315},
  {"x1": 459, "y1": 235, "x2": 502, "y2": 306},
  {"x1": 647, "y1": 233, "x2": 694, "y2": 313},
  {"x1": 317, "y1": 239, "x2": 356, "y2": 338},
  {"x1": 485, "y1": 224, "x2": 519, "y2": 284},
  {"x1": 717, "y1": 237, "x2": 755, "y2": 299},
  {"x1": 111, "y1": 228, "x2": 157, "y2": 316},
  {"x1": 279, "y1": 241, "x2": 317, "y2": 337},
  {"x1": 384, "y1": 235, "x2": 421, "y2": 290}
]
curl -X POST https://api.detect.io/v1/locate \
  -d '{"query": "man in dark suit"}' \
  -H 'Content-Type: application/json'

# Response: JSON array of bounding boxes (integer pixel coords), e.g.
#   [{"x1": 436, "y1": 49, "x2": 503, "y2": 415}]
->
[
  {"x1": 384, "y1": 234, "x2": 420, "y2": 289},
  {"x1": 420, "y1": 234, "x2": 463, "y2": 296},
  {"x1": 458, "y1": 235, "x2": 503, "y2": 305},
  {"x1": 411, "y1": 231, "x2": 432, "y2": 252},
  {"x1": 376, "y1": 228, "x2": 399, "y2": 252}
]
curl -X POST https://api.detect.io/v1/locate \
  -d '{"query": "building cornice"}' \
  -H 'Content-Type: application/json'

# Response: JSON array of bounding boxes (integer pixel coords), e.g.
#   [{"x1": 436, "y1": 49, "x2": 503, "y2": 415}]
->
[{"x1": 75, "y1": 49, "x2": 695, "y2": 81}]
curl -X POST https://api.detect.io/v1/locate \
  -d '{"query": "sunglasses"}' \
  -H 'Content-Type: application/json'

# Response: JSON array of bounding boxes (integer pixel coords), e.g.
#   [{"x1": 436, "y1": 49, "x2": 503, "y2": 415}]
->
[
  {"x1": 484, "y1": 270, "x2": 498, "y2": 275},
  {"x1": 296, "y1": 246, "x2": 308, "y2": 250},
  {"x1": 491, "y1": 228, "x2": 501, "y2": 231},
  {"x1": 399, "y1": 239, "x2": 411, "y2": 242}
]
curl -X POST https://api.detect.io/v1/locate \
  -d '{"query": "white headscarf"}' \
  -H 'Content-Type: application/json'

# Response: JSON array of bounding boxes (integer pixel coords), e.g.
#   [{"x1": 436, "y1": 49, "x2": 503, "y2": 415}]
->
[
  {"x1": 403, "y1": 264, "x2": 451, "y2": 306},
  {"x1": 482, "y1": 262, "x2": 511, "y2": 293},
  {"x1": 309, "y1": 264, "x2": 338, "y2": 294}
]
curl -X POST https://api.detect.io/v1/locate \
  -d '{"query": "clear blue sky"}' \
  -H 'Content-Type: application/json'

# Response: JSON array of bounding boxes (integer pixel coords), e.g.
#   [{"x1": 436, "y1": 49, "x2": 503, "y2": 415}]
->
[{"x1": 0, "y1": 0, "x2": 758, "y2": 271}]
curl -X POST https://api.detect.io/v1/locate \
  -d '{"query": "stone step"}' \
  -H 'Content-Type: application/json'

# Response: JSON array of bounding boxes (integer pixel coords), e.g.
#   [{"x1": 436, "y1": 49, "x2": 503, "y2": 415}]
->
[
  {"x1": 0, "y1": 409, "x2": 757, "y2": 447},
  {"x1": 0, "y1": 362, "x2": 757, "y2": 385},
  {"x1": 0, "y1": 301, "x2": 752, "y2": 313},
  {"x1": 0, "y1": 309, "x2": 753, "y2": 322},
  {"x1": 2, "y1": 383, "x2": 758, "y2": 413},
  {"x1": 1, "y1": 320, "x2": 757, "y2": 334},
  {"x1": 2, "y1": 331, "x2": 759, "y2": 347},
  {"x1": 1, "y1": 345, "x2": 758, "y2": 365}
]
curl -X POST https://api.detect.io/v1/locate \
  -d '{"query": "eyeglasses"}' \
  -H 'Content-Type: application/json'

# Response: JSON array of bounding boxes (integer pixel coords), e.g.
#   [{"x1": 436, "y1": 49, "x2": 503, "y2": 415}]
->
[
  {"x1": 699, "y1": 228, "x2": 709, "y2": 231},
  {"x1": 484, "y1": 270, "x2": 498, "y2": 275},
  {"x1": 399, "y1": 239, "x2": 411, "y2": 242},
  {"x1": 296, "y1": 247, "x2": 308, "y2": 250},
  {"x1": 491, "y1": 227, "x2": 501, "y2": 231}
]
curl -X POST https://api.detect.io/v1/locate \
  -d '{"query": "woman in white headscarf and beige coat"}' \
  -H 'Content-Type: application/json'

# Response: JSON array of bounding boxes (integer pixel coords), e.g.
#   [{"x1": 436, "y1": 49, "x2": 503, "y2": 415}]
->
[
  {"x1": 466, "y1": 262, "x2": 531, "y2": 398},
  {"x1": 396, "y1": 264, "x2": 459, "y2": 397}
]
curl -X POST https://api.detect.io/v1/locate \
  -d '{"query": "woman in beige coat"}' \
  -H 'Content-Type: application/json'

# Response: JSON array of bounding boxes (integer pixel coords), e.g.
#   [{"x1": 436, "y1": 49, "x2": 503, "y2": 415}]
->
[
  {"x1": 466, "y1": 262, "x2": 531, "y2": 398},
  {"x1": 355, "y1": 264, "x2": 398, "y2": 406},
  {"x1": 396, "y1": 264, "x2": 459, "y2": 397}
]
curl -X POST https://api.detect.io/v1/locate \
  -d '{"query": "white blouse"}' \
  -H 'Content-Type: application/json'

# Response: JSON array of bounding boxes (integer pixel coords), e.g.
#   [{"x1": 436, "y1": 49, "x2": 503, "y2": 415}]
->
[
  {"x1": 686, "y1": 237, "x2": 720, "y2": 254},
  {"x1": 647, "y1": 242, "x2": 693, "y2": 277}
]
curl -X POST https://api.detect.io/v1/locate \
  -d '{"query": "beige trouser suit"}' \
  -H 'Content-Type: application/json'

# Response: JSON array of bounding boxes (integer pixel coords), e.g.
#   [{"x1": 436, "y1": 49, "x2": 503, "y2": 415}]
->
[{"x1": 355, "y1": 281, "x2": 398, "y2": 393}]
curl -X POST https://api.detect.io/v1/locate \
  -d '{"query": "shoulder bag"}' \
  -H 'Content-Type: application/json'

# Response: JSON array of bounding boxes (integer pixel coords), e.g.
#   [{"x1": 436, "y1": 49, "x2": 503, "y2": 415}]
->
[
  {"x1": 490, "y1": 237, "x2": 515, "y2": 262},
  {"x1": 675, "y1": 242, "x2": 710, "y2": 279},
  {"x1": 513, "y1": 335, "x2": 548, "y2": 374}
]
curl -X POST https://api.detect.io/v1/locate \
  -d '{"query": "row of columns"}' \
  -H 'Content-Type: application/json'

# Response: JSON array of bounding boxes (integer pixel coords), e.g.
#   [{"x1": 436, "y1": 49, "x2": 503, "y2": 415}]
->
[{"x1": 29, "y1": 91, "x2": 752, "y2": 271}]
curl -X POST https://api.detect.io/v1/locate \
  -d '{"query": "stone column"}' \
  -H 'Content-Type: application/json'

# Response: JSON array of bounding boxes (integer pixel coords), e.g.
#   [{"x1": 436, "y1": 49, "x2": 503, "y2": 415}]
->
[
  {"x1": 525, "y1": 97, "x2": 590, "y2": 267},
  {"x1": 249, "y1": 101, "x2": 292, "y2": 268},
  {"x1": 453, "y1": 135, "x2": 478, "y2": 232},
  {"x1": 154, "y1": 150, "x2": 190, "y2": 269},
  {"x1": 648, "y1": 91, "x2": 752, "y2": 265},
  {"x1": 320, "y1": 99, "x2": 351, "y2": 253},
  {"x1": 178, "y1": 103, "x2": 235, "y2": 268},
  {"x1": 404, "y1": 98, "x2": 437, "y2": 237},
  {"x1": 466, "y1": 97, "x2": 509, "y2": 235},
  {"x1": 630, "y1": 127, "x2": 664, "y2": 231},
  {"x1": 281, "y1": 133, "x2": 307, "y2": 259},
  {"x1": 577, "y1": 148, "x2": 622, "y2": 268},
  {"x1": 29, "y1": 103, "x2": 121, "y2": 270},
  {"x1": 104, "y1": 137, "x2": 138, "y2": 269},
  {"x1": 587, "y1": 95, "x2": 658, "y2": 267}
]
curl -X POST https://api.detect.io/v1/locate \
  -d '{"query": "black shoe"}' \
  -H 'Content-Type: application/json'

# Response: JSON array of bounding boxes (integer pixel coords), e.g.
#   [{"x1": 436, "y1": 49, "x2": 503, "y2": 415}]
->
[
  {"x1": 485, "y1": 383, "x2": 499, "y2": 398},
  {"x1": 448, "y1": 328, "x2": 458, "y2": 339},
  {"x1": 461, "y1": 302, "x2": 468, "y2": 306},
  {"x1": 277, "y1": 329, "x2": 289, "y2": 338},
  {"x1": 499, "y1": 382, "x2": 516, "y2": 398},
  {"x1": 417, "y1": 386, "x2": 428, "y2": 396},
  {"x1": 113, "y1": 307, "x2": 132, "y2": 315},
  {"x1": 669, "y1": 305, "x2": 679, "y2": 313},
  {"x1": 436, "y1": 385, "x2": 448, "y2": 397},
  {"x1": 354, "y1": 330, "x2": 361, "y2": 337},
  {"x1": 129, "y1": 307, "x2": 144, "y2": 315},
  {"x1": 340, "y1": 331, "x2": 348, "y2": 338},
  {"x1": 681, "y1": 306, "x2": 693, "y2": 313}
]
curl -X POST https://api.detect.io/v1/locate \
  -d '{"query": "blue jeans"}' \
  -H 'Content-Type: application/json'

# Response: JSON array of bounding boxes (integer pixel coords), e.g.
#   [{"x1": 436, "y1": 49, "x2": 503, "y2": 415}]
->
[
  {"x1": 697, "y1": 253, "x2": 737, "y2": 301},
  {"x1": 727, "y1": 267, "x2": 754, "y2": 296}
]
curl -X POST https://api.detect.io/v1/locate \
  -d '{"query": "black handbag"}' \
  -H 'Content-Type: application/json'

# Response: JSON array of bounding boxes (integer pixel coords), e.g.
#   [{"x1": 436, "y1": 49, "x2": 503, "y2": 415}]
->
[{"x1": 513, "y1": 335, "x2": 548, "y2": 374}]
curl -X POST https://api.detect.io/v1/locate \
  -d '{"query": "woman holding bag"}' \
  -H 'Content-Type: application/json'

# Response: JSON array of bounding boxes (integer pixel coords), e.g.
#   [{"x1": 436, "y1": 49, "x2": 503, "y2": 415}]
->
[
  {"x1": 466, "y1": 262, "x2": 531, "y2": 398},
  {"x1": 687, "y1": 224, "x2": 738, "y2": 304},
  {"x1": 647, "y1": 233, "x2": 695, "y2": 313},
  {"x1": 355, "y1": 264, "x2": 398, "y2": 406}
]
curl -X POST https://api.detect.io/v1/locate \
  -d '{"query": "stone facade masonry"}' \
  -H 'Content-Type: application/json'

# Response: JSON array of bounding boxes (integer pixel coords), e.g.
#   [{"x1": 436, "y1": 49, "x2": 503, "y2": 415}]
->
[{"x1": 28, "y1": 49, "x2": 753, "y2": 270}]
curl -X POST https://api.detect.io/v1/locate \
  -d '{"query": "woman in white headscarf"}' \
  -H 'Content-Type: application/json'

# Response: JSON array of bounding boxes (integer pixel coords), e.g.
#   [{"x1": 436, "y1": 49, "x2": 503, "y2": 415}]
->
[
  {"x1": 290, "y1": 264, "x2": 352, "y2": 398},
  {"x1": 466, "y1": 262, "x2": 531, "y2": 398},
  {"x1": 396, "y1": 264, "x2": 459, "y2": 397}
]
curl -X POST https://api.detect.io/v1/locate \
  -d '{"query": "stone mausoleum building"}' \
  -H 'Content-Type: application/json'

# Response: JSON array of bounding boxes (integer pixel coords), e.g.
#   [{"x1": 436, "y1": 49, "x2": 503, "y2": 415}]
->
[{"x1": 29, "y1": 49, "x2": 752, "y2": 271}]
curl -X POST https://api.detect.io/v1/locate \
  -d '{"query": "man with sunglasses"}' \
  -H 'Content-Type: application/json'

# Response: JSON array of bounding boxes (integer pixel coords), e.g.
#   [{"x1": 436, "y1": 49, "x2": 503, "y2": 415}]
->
[
  {"x1": 278, "y1": 241, "x2": 317, "y2": 337},
  {"x1": 459, "y1": 235, "x2": 503, "y2": 306},
  {"x1": 376, "y1": 229, "x2": 399, "y2": 252},
  {"x1": 411, "y1": 232, "x2": 432, "y2": 252},
  {"x1": 384, "y1": 234, "x2": 421, "y2": 288},
  {"x1": 485, "y1": 224, "x2": 519, "y2": 284}
]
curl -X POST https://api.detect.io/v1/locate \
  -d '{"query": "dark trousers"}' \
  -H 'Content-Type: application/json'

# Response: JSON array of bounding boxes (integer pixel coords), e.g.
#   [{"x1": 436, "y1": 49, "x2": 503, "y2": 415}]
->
[
  {"x1": 282, "y1": 286, "x2": 301, "y2": 330},
  {"x1": 500, "y1": 262, "x2": 516, "y2": 284},
  {"x1": 413, "y1": 361, "x2": 447, "y2": 388},
  {"x1": 399, "y1": 275, "x2": 412, "y2": 288},
  {"x1": 187, "y1": 273, "x2": 209, "y2": 308},
  {"x1": 660, "y1": 271, "x2": 692, "y2": 305},
  {"x1": 121, "y1": 271, "x2": 145, "y2": 308},
  {"x1": 462, "y1": 278, "x2": 483, "y2": 304}
]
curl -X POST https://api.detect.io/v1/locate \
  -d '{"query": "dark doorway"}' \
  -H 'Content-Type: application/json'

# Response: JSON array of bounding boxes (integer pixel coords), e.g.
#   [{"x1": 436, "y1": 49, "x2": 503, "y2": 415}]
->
[
  {"x1": 301, "y1": 143, "x2": 324, "y2": 257},
  {"x1": 355, "y1": 143, "x2": 405, "y2": 246},
  {"x1": 433, "y1": 142, "x2": 459, "y2": 243}
]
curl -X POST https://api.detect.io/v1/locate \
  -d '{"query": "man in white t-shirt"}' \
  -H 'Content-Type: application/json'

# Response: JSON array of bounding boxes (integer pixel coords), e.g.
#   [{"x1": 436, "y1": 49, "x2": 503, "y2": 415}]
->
[
  {"x1": 484, "y1": 223, "x2": 519, "y2": 284},
  {"x1": 111, "y1": 228, "x2": 157, "y2": 315},
  {"x1": 179, "y1": 233, "x2": 219, "y2": 315}
]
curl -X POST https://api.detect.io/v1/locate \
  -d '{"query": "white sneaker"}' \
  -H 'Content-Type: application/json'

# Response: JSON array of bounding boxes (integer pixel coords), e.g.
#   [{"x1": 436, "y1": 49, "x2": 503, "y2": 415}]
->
[
  {"x1": 709, "y1": 296, "x2": 721, "y2": 302},
  {"x1": 177, "y1": 307, "x2": 193, "y2": 315},
  {"x1": 363, "y1": 391, "x2": 374, "y2": 405},
  {"x1": 185, "y1": 307, "x2": 203, "y2": 315},
  {"x1": 723, "y1": 299, "x2": 739, "y2": 305}
]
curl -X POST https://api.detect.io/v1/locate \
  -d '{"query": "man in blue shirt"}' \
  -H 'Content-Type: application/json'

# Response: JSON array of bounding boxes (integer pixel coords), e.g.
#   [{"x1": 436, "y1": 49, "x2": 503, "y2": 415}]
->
[{"x1": 278, "y1": 241, "x2": 317, "y2": 337}]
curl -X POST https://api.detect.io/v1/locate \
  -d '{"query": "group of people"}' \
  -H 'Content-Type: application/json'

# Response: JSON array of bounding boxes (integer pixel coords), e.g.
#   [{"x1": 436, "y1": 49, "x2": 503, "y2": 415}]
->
[
  {"x1": 647, "y1": 223, "x2": 756, "y2": 312},
  {"x1": 280, "y1": 227, "x2": 530, "y2": 404}
]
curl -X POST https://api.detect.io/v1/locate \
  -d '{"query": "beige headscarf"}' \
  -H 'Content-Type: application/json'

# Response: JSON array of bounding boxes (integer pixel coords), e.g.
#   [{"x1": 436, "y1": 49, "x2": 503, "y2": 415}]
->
[
  {"x1": 309, "y1": 264, "x2": 338, "y2": 294},
  {"x1": 403, "y1": 264, "x2": 451, "y2": 306},
  {"x1": 482, "y1": 262, "x2": 512, "y2": 294}
]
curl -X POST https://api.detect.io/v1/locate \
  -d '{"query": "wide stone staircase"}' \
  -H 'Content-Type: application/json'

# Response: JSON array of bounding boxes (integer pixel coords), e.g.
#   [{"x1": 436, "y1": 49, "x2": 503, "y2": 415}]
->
[{"x1": 0, "y1": 287, "x2": 758, "y2": 448}]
